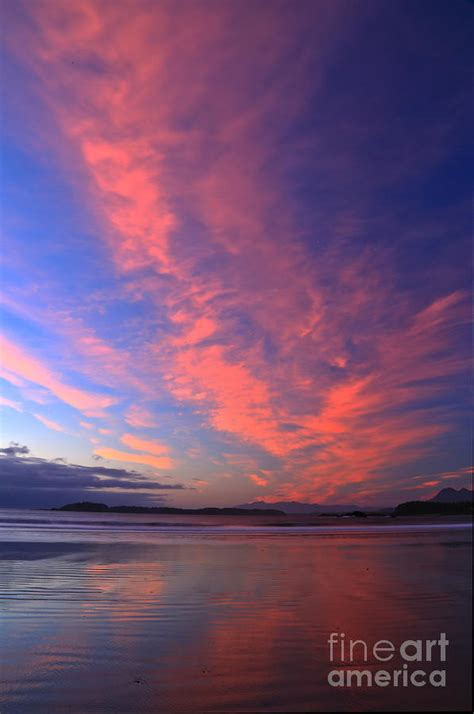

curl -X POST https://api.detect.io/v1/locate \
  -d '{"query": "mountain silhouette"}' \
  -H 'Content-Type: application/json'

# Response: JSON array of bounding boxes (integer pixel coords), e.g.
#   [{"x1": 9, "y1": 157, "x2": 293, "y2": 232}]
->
[
  {"x1": 430, "y1": 487, "x2": 472, "y2": 503},
  {"x1": 234, "y1": 500, "x2": 361, "y2": 514}
]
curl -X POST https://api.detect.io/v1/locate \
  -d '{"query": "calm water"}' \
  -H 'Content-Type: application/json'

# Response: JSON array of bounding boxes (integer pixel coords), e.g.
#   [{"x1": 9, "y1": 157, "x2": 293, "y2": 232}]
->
[{"x1": 0, "y1": 510, "x2": 471, "y2": 712}]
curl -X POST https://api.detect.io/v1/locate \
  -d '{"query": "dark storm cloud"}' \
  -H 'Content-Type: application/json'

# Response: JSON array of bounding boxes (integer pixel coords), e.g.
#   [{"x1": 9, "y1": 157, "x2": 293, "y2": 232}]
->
[
  {"x1": 0, "y1": 442, "x2": 30, "y2": 456},
  {"x1": 0, "y1": 444, "x2": 185, "y2": 492}
]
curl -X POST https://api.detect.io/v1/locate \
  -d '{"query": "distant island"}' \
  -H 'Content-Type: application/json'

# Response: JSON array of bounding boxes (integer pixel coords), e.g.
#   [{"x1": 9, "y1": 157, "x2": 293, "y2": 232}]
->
[
  {"x1": 235, "y1": 500, "x2": 366, "y2": 514},
  {"x1": 54, "y1": 487, "x2": 472, "y2": 518},
  {"x1": 395, "y1": 488, "x2": 473, "y2": 516},
  {"x1": 53, "y1": 502, "x2": 284, "y2": 516},
  {"x1": 235, "y1": 488, "x2": 473, "y2": 516}
]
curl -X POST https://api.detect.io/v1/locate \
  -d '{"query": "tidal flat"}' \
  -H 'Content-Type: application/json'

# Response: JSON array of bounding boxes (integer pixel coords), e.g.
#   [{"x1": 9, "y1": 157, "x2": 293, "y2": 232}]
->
[{"x1": 0, "y1": 509, "x2": 471, "y2": 713}]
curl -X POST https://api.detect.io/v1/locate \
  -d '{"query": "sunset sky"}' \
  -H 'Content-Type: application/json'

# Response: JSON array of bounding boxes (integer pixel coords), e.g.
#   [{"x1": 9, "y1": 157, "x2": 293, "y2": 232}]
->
[{"x1": 0, "y1": 0, "x2": 471, "y2": 509}]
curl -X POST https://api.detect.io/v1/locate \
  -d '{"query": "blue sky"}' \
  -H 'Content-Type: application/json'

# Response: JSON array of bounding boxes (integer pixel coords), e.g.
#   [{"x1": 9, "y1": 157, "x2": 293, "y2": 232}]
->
[{"x1": 0, "y1": 0, "x2": 471, "y2": 508}]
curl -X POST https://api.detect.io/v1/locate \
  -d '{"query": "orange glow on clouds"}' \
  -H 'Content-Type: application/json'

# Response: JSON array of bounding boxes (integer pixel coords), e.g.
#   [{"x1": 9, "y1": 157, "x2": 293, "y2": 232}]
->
[
  {"x1": 94, "y1": 447, "x2": 175, "y2": 471},
  {"x1": 249, "y1": 474, "x2": 269, "y2": 488},
  {"x1": 0, "y1": 335, "x2": 116, "y2": 417},
  {"x1": 120, "y1": 434, "x2": 170, "y2": 457},
  {"x1": 1, "y1": 0, "x2": 471, "y2": 505}
]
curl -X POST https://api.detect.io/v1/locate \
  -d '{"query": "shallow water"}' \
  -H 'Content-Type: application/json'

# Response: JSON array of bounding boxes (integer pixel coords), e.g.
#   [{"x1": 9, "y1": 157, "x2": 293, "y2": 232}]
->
[{"x1": 0, "y1": 510, "x2": 471, "y2": 712}]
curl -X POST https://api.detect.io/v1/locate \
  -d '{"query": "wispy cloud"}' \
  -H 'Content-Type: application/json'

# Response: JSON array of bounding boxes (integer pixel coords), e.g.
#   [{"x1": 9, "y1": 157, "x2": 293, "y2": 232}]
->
[
  {"x1": 120, "y1": 433, "x2": 170, "y2": 457},
  {"x1": 94, "y1": 447, "x2": 175, "y2": 471},
  {"x1": 0, "y1": 396, "x2": 23, "y2": 412},
  {"x1": 248, "y1": 474, "x2": 269, "y2": 488},
  {"x1": 124, "y1": 405, "x2": 158, "y2": 429},
  {"x1": 1, "y1": 335, "x2": 117, "y2": 417},
  {"x1": 1, "y1": 0, "x2": 470, "y2": 505},
  {"x1": 33, "y1": 413, "x2": 69, "y2": 433}
]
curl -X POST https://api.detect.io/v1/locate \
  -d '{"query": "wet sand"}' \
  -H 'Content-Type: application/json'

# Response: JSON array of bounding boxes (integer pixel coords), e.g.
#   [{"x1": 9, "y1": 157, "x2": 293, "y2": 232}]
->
[{"x1": 0, "y1": 511, "x2": 471, "y2": 712}]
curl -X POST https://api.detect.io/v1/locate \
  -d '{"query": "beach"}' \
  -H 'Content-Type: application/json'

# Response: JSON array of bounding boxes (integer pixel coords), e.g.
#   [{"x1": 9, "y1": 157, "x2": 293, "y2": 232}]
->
[{"x1": 0, "y1": 510, "x2": 471, "y2": 713}]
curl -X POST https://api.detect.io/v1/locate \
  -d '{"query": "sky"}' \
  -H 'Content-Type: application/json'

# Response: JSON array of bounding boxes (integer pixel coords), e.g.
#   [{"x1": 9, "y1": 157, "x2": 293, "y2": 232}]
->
[{"x1": 0, "y1": 0, "x2": 472, "y2": 509}]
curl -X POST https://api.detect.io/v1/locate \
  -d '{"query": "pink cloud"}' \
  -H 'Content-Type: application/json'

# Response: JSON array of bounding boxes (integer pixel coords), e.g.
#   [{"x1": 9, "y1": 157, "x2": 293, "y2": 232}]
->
[
  {"x1": 193, "y1": 479, "x2": 209, "y2": 492},
  {"x1": 4, "y1": 0, "x2": 469, "y2": 503},
  {"x1": 248, "y1": 474, "x2": 269, "y2": 488},
  {"x1": 33, "y1": 413, "x2": 68, "y2": 433},
  {"x1": 124, "y1": 405, "x2": 158, "y2": 429},
  {"x1": 0, "y1": 335, "x2": 116, "y2": 416},
  {"x1": 0, "y1": 396, "x2": 23, "y2": 412},
  {"x1": 120, "y1": 433, "x2": 170, "y2": 457},
  {"x1": 95, "y1": 447, "x2": 175, "y2": 471}
]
